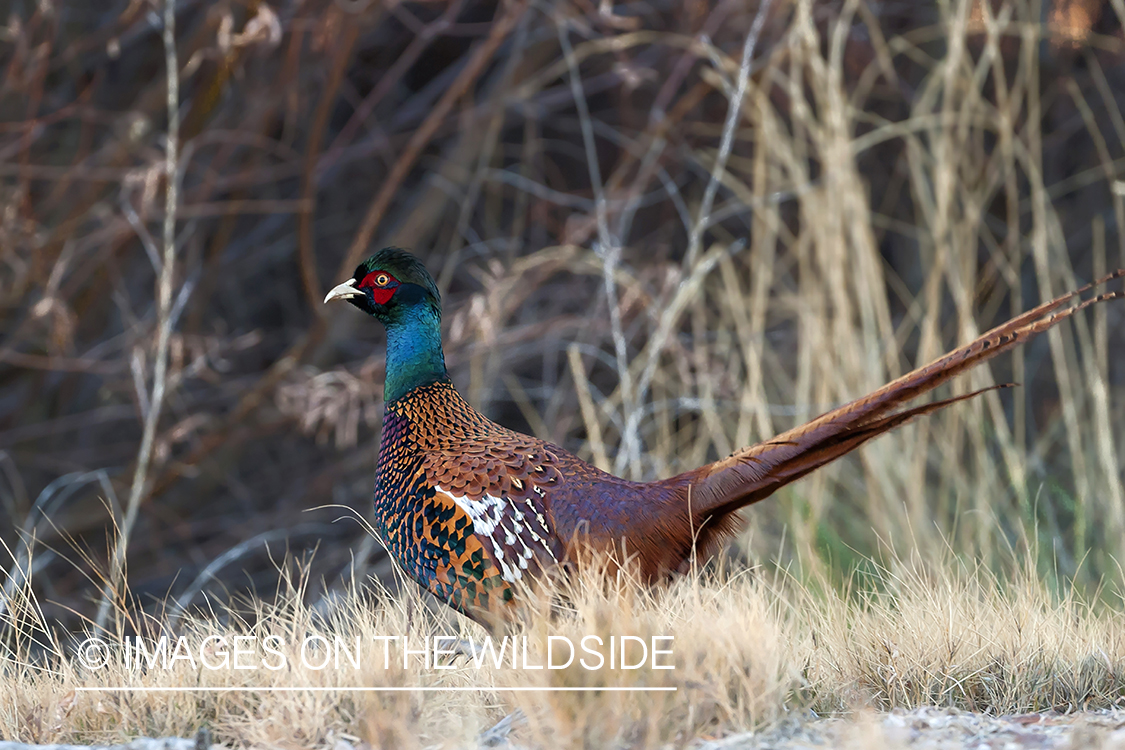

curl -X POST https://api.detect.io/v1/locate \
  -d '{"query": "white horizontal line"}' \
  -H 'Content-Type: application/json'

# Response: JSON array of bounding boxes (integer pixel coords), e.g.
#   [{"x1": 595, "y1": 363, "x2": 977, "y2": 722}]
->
[{"x1": 76, "y1": 686, "x2": 676, "y2": 693}]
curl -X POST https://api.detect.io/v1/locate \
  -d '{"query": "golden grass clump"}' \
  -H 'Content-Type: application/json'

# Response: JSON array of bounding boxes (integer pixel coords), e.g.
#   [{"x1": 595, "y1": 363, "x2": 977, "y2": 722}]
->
[{"x1": 4, "y1": 550, "x2": 1125, "y2": 747}]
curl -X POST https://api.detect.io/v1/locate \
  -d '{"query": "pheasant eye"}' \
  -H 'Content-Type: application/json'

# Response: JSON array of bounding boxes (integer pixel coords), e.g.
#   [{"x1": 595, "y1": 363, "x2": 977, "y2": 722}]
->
[{"x1": 359, "y1": 271, "x2": 394, "y2": 289}]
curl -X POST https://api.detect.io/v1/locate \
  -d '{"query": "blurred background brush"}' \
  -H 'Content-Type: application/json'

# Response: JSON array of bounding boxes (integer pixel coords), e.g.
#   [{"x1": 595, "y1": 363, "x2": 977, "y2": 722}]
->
[{"x1": 0, "y1": 0, "x2": 1123, "y2": 635}]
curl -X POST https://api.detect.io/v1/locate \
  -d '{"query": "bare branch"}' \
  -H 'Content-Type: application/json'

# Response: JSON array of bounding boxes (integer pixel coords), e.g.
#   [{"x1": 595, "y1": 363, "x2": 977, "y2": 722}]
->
[{"x1": 98, "y1": 0, "x2": 183, "y2": 631}]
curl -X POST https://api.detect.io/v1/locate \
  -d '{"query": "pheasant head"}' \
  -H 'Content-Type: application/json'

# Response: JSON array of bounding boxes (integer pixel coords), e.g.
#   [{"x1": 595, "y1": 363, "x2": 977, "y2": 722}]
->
[{"x1": 325, "y1": 247, "x2": 448, "y2": 402}]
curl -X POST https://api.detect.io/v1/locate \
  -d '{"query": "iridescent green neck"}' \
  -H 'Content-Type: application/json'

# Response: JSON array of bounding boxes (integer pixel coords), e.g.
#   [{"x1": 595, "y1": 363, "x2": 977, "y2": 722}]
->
[{"x1": 383, "y1": 302, "x2": 448, "y2": 404}]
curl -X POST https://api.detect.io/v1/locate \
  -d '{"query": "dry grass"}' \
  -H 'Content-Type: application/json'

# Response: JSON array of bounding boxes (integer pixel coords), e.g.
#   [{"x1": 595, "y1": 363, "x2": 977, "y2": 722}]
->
[
  {"x1": 3, "y1": 550, "x2": 1125, "y2": 747},
  {"x1": 3, "y1": 0, "x2": 1125, "y2": 746}
]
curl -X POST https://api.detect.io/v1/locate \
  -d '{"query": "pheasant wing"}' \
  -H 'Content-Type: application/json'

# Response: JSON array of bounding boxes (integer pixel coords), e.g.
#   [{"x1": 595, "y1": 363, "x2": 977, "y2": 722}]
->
[{"x1": 418, "y1": 437, "x2": 568, "y2": 609}]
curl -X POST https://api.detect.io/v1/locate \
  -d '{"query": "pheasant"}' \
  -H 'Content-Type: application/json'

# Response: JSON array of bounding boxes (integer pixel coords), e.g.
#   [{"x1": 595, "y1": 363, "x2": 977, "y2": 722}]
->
[{"x1": 324, "y1": 248, "x2": 1123, "y2": 624}]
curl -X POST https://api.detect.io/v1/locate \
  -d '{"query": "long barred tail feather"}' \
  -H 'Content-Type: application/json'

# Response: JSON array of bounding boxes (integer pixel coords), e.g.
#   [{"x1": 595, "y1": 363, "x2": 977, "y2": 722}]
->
[{"x1": 683, "y1": 270, "x2": 1125, "y2": 519}]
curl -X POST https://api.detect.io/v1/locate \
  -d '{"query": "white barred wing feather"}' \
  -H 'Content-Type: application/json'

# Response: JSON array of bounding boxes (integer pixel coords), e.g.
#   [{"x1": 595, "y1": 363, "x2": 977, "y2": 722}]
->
[{"x1": 437, "y1": 485, "x2": 559, "y2": 584}]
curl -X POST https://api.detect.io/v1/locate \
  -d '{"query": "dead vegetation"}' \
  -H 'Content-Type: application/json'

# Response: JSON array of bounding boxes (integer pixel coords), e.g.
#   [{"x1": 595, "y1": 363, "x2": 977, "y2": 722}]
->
[
  {"x1": 2, "y1": 0, "x2": 1125, "y2": 746},
  {"x1": 4, "y1": 551, "x2": 1125, "y2": 747}
]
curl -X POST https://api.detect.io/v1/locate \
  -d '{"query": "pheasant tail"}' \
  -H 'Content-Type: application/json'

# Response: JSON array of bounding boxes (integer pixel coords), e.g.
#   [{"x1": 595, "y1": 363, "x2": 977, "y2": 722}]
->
[{"x1": 681, "y1": 270, "x2": 1125, "y2": 523}]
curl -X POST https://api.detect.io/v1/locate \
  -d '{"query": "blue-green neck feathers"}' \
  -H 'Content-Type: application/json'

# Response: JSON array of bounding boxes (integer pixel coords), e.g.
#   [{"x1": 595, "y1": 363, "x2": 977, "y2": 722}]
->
[{"x1": 382, "y1": 300, "x2": 448, "y2": 403}]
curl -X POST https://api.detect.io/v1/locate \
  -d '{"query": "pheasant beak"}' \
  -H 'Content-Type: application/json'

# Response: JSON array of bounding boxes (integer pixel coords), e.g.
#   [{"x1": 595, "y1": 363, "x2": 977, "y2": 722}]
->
[{"x1": 324, "y1": 278, "x2": 363, "y2": 304}]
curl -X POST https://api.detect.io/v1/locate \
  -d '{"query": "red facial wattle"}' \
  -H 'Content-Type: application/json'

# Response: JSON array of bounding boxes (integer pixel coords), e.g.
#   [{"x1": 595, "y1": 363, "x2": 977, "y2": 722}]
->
[
  {"x1": 358, "y1": 271, "x2": 398, "y2": 305},
  {"x1": 369, "y1": 286, "x2": 395, "y2": 305}
]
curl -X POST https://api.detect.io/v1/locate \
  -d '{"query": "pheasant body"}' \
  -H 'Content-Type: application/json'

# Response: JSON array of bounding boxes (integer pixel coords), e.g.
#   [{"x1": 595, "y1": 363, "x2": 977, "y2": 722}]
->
[
  {"x1": 373, "y1": 377, "x2": 690, "y2": 618},
  {"x1": 373, "y1": 379, "x2": 560, "y2": 614},
  {"x1": 324, "y1": 248, "x2": 1125, "y2": 624}
]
